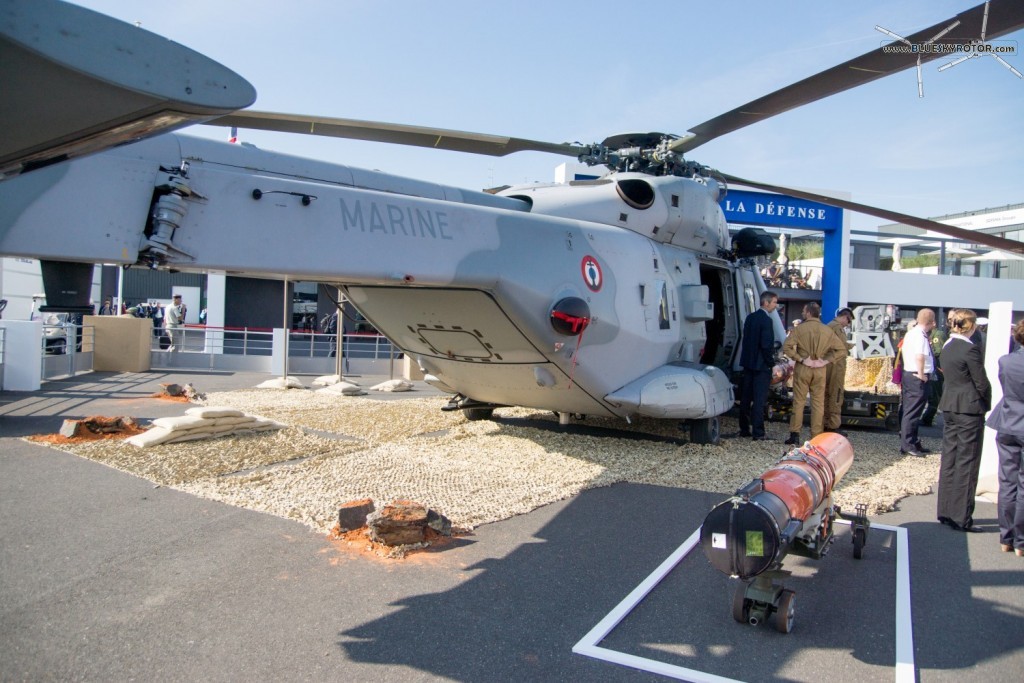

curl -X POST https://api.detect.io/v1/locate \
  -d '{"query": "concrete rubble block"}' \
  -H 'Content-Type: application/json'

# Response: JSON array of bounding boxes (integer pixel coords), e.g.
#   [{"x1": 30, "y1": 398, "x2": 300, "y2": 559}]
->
[
  {"x1": 181, "y1": 383, "x2": 205, "y2": 400},
  {"x1": 366, "y1": 499, "x2": 429, "y2": 546},
  {"x1": 338, "y1": 498, "x2": 376, "y2": 532},
  {"x1": 159, "y1": 383, "x2": 183, "y2": 397},
  {"x1": 59, "y1": 419, "x2": 82, "y2": 438},
  {"x1": 59, "y1": 416, "x2": 139, "y2": 438},
  {"x1": 426, "y1": 508, "x2": 452, "y2": 536}
]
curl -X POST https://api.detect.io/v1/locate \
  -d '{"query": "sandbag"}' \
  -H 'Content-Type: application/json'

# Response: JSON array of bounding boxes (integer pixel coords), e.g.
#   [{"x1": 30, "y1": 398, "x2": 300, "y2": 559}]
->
[
  {"x1": 126, "y1": 427, "x2": 175, "y2": 448},
  {"x1": 316, "y1": 382, "x2": 367, "y2": 396},
  {"x1": 371, "y1": 379, "x2": 414, "y2": 392},
  {"x1": 256, "y1": 377, "x2": 305, "y2": 390},
  {"x1": 211, "y1": 416, "x2": 258, "y2": 427},
  {"x1": 152, "y1": 415, "x2": 209, "y2": 430},
  {"x1": 185, "y1": 406, "x2": 245, "y2": 419}
]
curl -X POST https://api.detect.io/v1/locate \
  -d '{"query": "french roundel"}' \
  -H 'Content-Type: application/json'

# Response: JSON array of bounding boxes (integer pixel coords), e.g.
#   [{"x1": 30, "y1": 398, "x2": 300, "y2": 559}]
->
[{"x1": 581, "y1": 255, "x2": 602, "y2": 292}]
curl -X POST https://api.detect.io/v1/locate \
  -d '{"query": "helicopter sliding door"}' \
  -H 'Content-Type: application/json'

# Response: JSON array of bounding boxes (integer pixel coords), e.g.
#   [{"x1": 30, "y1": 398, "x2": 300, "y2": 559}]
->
[{"x1": 698, "y1": 263, "x2": 742, "y2": 372}]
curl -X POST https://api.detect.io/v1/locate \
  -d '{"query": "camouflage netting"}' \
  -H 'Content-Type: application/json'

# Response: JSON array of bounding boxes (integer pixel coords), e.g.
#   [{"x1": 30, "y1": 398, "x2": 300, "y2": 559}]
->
[
  {"x1": 845, "y1": 356, "x2": 900, "y2": 395},
  {"x1": 33, "y1": 387, "x2": 933, "y2": 534}
]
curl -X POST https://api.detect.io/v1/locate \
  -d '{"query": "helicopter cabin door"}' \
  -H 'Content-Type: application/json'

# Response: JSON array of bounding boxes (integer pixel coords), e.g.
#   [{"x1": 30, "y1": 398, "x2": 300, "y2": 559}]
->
[{"x1": 730, "y1": 264, "x2": 764, "y2": 373}]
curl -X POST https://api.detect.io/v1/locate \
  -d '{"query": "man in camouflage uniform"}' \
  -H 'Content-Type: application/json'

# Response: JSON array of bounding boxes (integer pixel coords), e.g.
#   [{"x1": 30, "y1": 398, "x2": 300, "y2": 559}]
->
[
  {"x1": 921, "y1": 321, "x2": 948, "y2": 427},
  {"x1": 824, "y1": 307, "x2": 855, "y2": 435},
  {"x1": 782, "y1": 302, "x2": 849, "y2": 445}
]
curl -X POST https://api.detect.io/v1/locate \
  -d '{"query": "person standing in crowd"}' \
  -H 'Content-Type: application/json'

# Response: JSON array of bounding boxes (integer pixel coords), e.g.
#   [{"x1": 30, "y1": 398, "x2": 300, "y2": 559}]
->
[
  {"x1": 899, "y1": 309, "x2": 937, "y2": 457},
  {"x1": 986, "y1": 319, "x2": 1024, "y2": 555},
  {"x1": 782, "y1": 302, "x2": 848, "y2": 445},
  {"x1": 99, "y1": 298, "x2": 113, "y2": 315},
  {"x1": 936, "y1": 308, "x2": 992, "y2": 532},
  {"x1": 922, "y1": 319, "x2": 948, "y2": 427},
  {"x1": 165, "y1": 294, "x2": 186, "y2": 352},
  {"x1": 975, "y1": 317, "x2": 989, "y2": 350},
  {"x1": 324, "y1": 310, "x2": 339, "y2": 357},
  {"x1": 824, "y1": 307, "x2": 854, "y2": 436},
  {"x1": 738, "y1": 291, "x2": 779, "y2": 441}
]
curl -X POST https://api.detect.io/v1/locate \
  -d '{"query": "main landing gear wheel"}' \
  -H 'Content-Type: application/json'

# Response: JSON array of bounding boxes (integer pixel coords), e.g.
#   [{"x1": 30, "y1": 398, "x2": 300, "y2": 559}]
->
[
  {"x1": 852, "y1": 527, "x2": 866, "y2": 559},
  {"x1": 773, "y1": 589, "x2": 796, "y2": 634},
  {"x1": 464, "y1": 407, "x2": 494, "y2": 421},
  {"x1": 691, "y1": 416, "x2": 720, "y2": 445},
  {"x1": 732, "y1": 584, "x2": 751, "y2": 624}
]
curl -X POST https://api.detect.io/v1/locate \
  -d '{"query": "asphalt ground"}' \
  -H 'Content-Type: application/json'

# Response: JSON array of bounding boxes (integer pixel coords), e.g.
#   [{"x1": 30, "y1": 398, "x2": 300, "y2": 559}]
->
[{"x1": 2, "y1": 371, "x2": 1023, "y2": 682}]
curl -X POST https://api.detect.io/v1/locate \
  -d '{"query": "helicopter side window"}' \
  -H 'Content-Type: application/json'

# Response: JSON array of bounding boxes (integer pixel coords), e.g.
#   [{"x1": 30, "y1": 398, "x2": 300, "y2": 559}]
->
[
  {"x1": 743, "y1": 285, "x2": 757, "y2": 317},
  {"x1": 658, "y1": 281, "x2": 671, "y2": 330}
]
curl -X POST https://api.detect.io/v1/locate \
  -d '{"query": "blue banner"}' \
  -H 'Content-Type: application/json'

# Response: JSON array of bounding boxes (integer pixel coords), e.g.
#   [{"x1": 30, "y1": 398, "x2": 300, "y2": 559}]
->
[{"x1": 719, "y1": 189, "x2": 842, "y2": 231}]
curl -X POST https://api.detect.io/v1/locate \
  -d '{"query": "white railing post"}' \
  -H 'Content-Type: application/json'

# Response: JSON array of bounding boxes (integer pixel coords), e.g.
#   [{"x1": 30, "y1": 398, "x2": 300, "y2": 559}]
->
[{"x1": 271, "y1": 327, "x2": 287, "y2": 376}]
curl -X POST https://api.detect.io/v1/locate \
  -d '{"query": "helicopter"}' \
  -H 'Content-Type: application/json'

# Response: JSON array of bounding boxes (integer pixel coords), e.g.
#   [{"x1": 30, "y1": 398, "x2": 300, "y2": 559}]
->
[{"x1": 2, "y1": 0, "x2": 1023, "y2": 444}]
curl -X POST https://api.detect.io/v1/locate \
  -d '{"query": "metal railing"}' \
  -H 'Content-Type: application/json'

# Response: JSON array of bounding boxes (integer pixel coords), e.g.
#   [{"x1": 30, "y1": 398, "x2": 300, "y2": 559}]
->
[
  {"x1": 147, "y1": 326, "x2": 398, "y2": 358},
  {"x1": 761, "y1": 264, "x2": 823, "y2": 290},
  {"x1": 40, "y1": 323, "x2": 94, "y2": 380},
  {"x1": 150, "y1": 326, "x2": 275, "y2": 355},
  {"x1": 147, "y1": 325, "x2": 401, "y2": 374}
]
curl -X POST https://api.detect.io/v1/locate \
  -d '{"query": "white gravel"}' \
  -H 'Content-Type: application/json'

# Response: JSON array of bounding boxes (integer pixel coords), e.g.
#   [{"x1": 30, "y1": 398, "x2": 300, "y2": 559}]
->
[{"x1": 38, "y1": 388, "x2": 938, "y2": 535}]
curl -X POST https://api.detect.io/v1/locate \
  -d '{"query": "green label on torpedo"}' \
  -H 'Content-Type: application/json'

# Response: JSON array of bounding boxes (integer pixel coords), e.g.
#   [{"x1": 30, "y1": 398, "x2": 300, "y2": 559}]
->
[{"x1": 745, "y1": 531, "x2": 764, "y2": 556}]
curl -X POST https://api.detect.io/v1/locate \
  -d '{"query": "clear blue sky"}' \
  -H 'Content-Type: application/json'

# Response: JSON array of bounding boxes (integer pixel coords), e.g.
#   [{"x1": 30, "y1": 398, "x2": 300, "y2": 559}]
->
[{"x1": 71, "y1": 1, "x2": 1024, "y2": 232}]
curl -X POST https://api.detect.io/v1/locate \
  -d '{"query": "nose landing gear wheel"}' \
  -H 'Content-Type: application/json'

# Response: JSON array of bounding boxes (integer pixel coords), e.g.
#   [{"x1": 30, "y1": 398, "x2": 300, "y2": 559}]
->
[
  {"x1": 464, "y1": 407, "x2": 495, "y2": 421},
  {"x1": 690, "y1": 416, "x2": 720, "y2": 445}
]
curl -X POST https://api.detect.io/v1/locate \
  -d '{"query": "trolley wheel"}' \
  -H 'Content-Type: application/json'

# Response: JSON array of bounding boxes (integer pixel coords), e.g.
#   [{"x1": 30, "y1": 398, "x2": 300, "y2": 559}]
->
[
  {"x1": 852, "y1": 527, "x2": 866, "y2": 559},
  {"x1": 773, "y1": 589, "x2": 796, "y2": 634},
  {"x1": 463, "y1": 407, "x2": 494, "y2": 421},
  {"x1": 732, "y1": 584, "x2": 751, "y2": 624}
]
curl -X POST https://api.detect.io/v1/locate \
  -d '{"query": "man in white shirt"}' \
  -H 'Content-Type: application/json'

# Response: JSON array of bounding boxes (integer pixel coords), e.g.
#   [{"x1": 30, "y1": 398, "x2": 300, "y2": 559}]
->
[
  {"x1": 165, "y1": 294, "x2": 186, "y2": 352},
  {"x1": 900, "y1": 308, "x2": 936, "y2": 457}
]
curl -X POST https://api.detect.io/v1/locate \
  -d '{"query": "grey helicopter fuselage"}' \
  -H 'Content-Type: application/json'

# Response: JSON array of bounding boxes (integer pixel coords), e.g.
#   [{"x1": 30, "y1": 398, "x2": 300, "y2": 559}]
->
[{"x1": 0, "y1": 133, "x2": 781, "y2": 431}]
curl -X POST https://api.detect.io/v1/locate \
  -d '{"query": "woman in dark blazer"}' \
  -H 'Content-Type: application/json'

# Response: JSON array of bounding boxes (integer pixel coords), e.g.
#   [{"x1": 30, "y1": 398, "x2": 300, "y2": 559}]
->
[
  {"x1": 986, "y1": 319, "x2": 1024, "y2": 556},
  {"x1": 936, "y1": 309, "x2": 992, "y2": 532}
]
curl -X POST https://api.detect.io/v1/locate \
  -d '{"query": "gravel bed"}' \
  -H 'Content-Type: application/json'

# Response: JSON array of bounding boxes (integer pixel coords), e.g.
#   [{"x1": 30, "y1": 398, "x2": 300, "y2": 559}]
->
[{"x1": 37, "y1": 388, "x2": 938, "y2": 534}]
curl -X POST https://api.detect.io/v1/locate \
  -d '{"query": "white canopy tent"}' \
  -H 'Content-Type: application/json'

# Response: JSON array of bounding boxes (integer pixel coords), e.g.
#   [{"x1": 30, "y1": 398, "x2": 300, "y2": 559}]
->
[
  {"x1": 963, "y1": 249, "x2": 1024, "y2": 261},
  {"x1": 921, "y1": 246, "x2": 978, "y2": 257}
]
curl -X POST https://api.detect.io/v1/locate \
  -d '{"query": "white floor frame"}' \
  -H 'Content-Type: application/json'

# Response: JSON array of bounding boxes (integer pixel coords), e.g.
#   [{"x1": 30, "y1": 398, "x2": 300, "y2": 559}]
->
[{"x1": 573, "y1": 521, "x2": 913, "y2": 682}]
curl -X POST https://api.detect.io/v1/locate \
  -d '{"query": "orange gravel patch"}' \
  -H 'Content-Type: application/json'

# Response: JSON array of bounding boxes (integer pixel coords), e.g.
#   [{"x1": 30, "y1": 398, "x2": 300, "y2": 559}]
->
[
  {"x1": 150, "y1": 393, "x2": 192, "y2": 402},
  {"x1": 27, "y1": 428, "x2": 145, "y2": 444},
  {"x1": 325, "y1": 524, "x2": 468, "y2": 563}
]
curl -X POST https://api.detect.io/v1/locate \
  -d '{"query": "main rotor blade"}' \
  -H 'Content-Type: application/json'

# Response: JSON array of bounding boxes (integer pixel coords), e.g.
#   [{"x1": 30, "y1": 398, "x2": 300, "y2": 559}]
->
[
  {"x1": 206, "y1": 110, "x2": 585, "y2": 158},
  {"x1": 673, "y1": 0, "x2": 1024, "y2": 154},
  {"x1": 718, "y1": 173, "x2": 1024, "y2": 254}
]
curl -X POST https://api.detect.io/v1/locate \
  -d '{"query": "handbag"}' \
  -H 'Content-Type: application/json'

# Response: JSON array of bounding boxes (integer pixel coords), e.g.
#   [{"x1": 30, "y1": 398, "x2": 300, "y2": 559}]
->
[{"x1": 891, "y1": 347, "x2": 903, "y2": 385}]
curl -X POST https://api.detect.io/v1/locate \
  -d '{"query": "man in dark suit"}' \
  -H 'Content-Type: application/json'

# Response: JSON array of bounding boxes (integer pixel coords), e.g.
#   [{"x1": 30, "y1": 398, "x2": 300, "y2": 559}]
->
[
  {"x1": 738, "y1": 291, "x2": 779, "y2": 440},
  {"x1": 936, "y1": 308, "x2": 992, "y2": 532}
]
